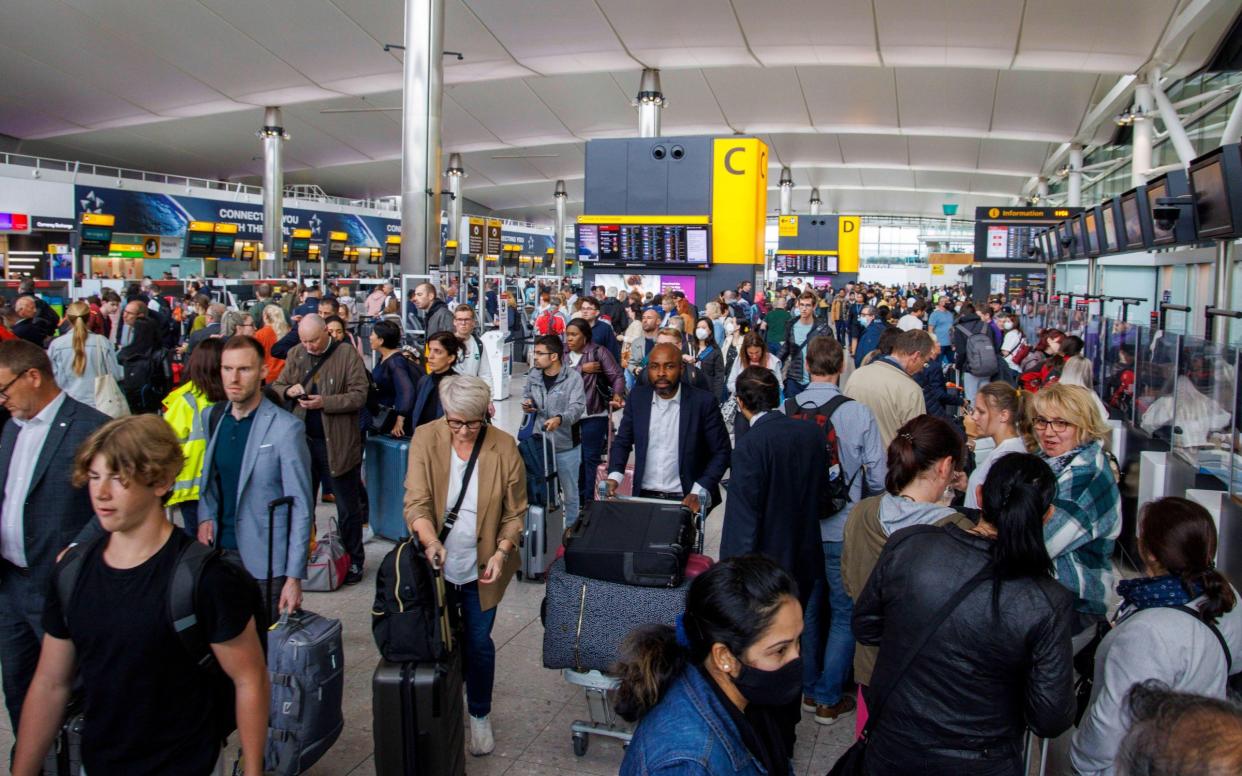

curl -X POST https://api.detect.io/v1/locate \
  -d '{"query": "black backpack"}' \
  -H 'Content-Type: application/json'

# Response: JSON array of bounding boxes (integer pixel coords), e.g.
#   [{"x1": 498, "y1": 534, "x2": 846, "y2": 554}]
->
[
  {"x1": 371, "y1": 538, "x2": 455, "y2": 663},
  {"x1": 784, "y1": 395, "x2": 860, "y2": 519},
  {"x1": 55, "y1": 535, "x2": 266, "y2": 744}
]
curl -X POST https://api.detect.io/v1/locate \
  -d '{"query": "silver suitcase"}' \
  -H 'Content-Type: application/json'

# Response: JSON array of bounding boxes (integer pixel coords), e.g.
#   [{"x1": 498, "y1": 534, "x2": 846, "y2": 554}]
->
[{"x1": 520, "y1": 433, "x2": 563, "y2": 581}]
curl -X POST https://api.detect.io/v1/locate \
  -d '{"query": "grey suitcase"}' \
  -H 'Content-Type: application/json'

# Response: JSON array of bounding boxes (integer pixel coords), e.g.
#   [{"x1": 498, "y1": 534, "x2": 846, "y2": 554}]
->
[
  {"x1": 541, "y1": 557, "x2": 689, "y2": 672},
  {"x1": 266, "y1": 610, "x2": 346, "y2": 775},
  {"x1": 519, "y1": 433, "x2": 564, "y2": 581}
]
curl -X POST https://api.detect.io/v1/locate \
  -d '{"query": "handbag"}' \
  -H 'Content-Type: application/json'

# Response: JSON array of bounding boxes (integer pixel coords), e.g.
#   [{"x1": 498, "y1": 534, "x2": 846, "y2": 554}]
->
[
  {"x1": 721, "y1": 395, "x2": 738, "y2": 428},
  {"x1": 827, "y1": 567, "x2": 993, "y2": 776},
  {"x1": 93, "y1": 343, "x2": 130, "y2": 419}
]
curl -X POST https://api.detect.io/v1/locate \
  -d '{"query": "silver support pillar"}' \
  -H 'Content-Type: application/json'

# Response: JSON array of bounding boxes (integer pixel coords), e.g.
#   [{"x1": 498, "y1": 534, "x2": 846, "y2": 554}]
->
[
  {"x1": 259, "y1": 107, "x2": 286, "y2": 277},
  {"x1": 1036, "y1": 177, "x2": 1050, "y2": 201},
  {"x1": 809, "y1": 188, "x2": 821, "y2": 215},
  {"x1": 779, "y1": 167, "x2": 793, "y2": 216},
  {"x1": 637, "y1": 69, "x2": 664, "y2": 138},
  {"x1": 1223, "y1": 90, "x2": 1242, "y2": 146},
  {"x1": 445, "y1": 153, "x2": 463, "y2": 293},
  {"x1": 1067, "y1": 145, "x2": 1083, "y2": 207},
  {"x1": 1132, "y1": 83, "x2": 1154, "y2": 188},
  {"x1": 1213, "y1": 240, "x2": 1234, "y2": 346},
  {"x1": 554, "y1": 180, "x2": 567, "y2": 279},
  {"x1": 1151, "y1": 75, "x2": 1196, "y2": 167},
  {"x1": 399, "y1": 0, "x2": 446, "y2": 276}
]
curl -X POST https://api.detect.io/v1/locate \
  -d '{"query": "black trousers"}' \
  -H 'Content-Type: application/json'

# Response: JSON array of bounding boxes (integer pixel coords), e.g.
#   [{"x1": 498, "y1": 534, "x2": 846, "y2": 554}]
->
[
  {"x1": 307, "y1": 437, "x2": 366, "y2": 569},
  {"x1": 0, "y1": 561, "x2": 43, "y2": 732}
]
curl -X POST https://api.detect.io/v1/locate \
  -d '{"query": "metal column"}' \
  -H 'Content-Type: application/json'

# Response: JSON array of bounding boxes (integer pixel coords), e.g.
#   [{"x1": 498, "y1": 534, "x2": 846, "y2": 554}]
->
[
  {"x1": 779, "y1": 167, "x2": 793, "y2": 216},
  {"x1": 1222, "y1": 90, "x2": 1242, "y2": 146},
  {"x1": 1067, "y1": 145, "x2": 1083, "y2": 207},
  {"x1": 445, "y1": 153, "x2": 463, "y2": 292},
  {"x1": 554, "y1": 180, "x2": 567, "y2": 280},
  {"x1": 637, "y1": 69, "x2": 664, "y2": 138},
  {"x1": 809, "y1": 188, "x2": 821, "y2": 215},
  {"x1": 1213, "y1": 240, "x2": 1234, "y2": 346},
  {"x1": 399, "y1": 0, "x2": 446, "y2": 276},
  {"x1": 259, "y1": 107, "x2": 286, "y2": 277},
  {"x1": 1132, "y1": 83, "x2": 1154, "y2": 188},
  {"x1": 1151, "y1": 74, "x2": 1196, "y2": 167}
]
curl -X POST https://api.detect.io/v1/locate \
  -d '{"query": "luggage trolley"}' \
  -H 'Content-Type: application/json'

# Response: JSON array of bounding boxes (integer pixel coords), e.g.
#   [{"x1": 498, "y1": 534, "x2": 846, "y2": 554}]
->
[{"x1": 558, "y1": 493, "x2": 710, "y2": 757}]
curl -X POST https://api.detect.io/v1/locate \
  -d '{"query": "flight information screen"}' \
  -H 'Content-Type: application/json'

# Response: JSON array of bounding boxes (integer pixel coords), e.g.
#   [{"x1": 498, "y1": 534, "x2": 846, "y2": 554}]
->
[
  {"x1": 577, "y1": 223, "x2": 710, "y2": 267},
  {"x1": 985, "y1": 224, "x2": 1041, "y2": 261},
  {"x1": 185, "y1": 230, "x2": 214, "y2": 257},
  {"x1": 775, "y1": 254, "x2": 839, "y2": 274}
]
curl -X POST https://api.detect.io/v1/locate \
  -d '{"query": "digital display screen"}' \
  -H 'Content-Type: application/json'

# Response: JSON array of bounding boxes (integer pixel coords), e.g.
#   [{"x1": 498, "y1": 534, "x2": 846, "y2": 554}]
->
[
  {"x1": 79, "y1": 225, "x2": 112, "y2": 255},
  {"x1": 1146, "y1": 180, "x2": 1175, "y2": 245},
  {"x1": 383, "y1": 242, "x2": 401, "y2": 263},
  {"x1": 1191, "y1": 156, "x2": 1232, "y2": 238},
  {"x1": 186, "y1": 230, "x2": 214, "y2": 257},
  {"x1": 775, "y1": 254, "x2": 839, "y2": 274},
  {"x1": 288, "y1": 236, "x2": 311, "y2": 261},
  {"x1": 326, "y1": 240, "x2": 346, "y2": 262},
  {"x1": 576, "y1": 223, "x2": 710, "y2": 267},
  {"x1": 1101, "y1": 204, "x2": 1117, "y2": 252},
  {"x1": 1085, "y1": 212, "x2": 1099, "y2": 254},
  {"x1": 212, "y1": 233, "x2": 236, "y2": 257},
  {"x1": 1121, "y1": 193, "x2": 1144, "y2": 249}
]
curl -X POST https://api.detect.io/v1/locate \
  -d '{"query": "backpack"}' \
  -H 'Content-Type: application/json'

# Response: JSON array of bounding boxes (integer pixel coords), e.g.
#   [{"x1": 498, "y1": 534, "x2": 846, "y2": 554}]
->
[
  {"x1": 535, "y1": 310, "x2": 565, "y2": 337},
  {"x1": 956, "y1": 323, "x2": 999, "y2": 377},
  {"x1": 55, "y1": 535, "x2": 266, "y2": 744},
  {"x1": 784, "y1": 395, "x2": 859, "y2": 519},
  {"x1": 371, "y1": 538, "x2": 455, "y2": 663}
]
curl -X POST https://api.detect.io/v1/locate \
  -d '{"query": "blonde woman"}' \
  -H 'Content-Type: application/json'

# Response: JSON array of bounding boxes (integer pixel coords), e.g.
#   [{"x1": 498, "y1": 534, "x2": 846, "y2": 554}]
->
[
  {"x1": 48, "y1": 300, "x2": 122, "y2": 411},
  {"x1": 254, "y1": 304, "x2": 290, "y2": 383}
]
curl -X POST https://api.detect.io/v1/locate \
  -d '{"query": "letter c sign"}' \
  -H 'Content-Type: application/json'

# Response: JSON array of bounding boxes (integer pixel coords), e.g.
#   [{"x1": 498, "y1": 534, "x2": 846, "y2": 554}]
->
[{"x1": 724, "y1": 147, "x2": 745, "y2": 175}]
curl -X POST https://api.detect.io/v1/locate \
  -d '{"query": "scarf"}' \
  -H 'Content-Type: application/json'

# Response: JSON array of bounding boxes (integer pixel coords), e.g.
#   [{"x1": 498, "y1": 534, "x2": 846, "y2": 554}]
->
[
  {"x1": 1041, "y1": 444, "x2": 1086, "y2": 475},
  {"x1": 1117, "y1": 574, "x2": 1204, "y2": 611}
]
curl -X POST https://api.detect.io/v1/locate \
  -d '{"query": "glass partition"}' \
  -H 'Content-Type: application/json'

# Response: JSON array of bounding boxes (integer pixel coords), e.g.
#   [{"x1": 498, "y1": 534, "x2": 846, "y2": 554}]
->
[
  {"x1": 1136, "y1": 332, "x2": 1182, "y2": 441},
  {"x1": 1100, "y1": 319, "x2": 1140, "y2": 419},
  {"x1": 1171, "y1": 335, "x2": 1238, "y2": 490}
]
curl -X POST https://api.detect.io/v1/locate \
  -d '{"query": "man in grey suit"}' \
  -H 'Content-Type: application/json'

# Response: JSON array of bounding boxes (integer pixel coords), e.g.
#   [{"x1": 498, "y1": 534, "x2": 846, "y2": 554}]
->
[
  {"x1": 198, "y1": 336, "x2": 313, "y2": 620},
  {"x1": 0, "y1": 339, "x2": 109, "y2": 731}
]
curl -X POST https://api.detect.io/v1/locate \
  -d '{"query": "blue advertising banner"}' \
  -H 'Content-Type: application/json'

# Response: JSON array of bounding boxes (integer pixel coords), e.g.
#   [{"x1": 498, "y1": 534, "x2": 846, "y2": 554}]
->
[
  {"x1": 75, "y1": 186, "x2": 400, "y2": 248},
  {"x1": 500, "y1": 228, "x2": 553, "y2": 255}
]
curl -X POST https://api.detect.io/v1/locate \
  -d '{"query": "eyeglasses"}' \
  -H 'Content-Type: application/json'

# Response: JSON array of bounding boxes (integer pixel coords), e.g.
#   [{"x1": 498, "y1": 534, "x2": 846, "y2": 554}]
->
[
  {"x1": 1033, "y1": 416, "x2": 1074, "y2": 433},
  {"x1": 0, "y1": 369, "x2": 30, "y2": 402},
  {"x1": 446, "y1": 419, "x2": 484, "y2": 431},
  {"x1": 532, "y1": 350, "x2": 554, "y2": 358}
]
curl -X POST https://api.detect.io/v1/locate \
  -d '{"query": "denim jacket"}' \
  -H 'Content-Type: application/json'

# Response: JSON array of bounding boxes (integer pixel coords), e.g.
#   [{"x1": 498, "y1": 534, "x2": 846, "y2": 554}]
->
[{"x1": 620, "y1": 667, "x2": 777, "y2": 776}]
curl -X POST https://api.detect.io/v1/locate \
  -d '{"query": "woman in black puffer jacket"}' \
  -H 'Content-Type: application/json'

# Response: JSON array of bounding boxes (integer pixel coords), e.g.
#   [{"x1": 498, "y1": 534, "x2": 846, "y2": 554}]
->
[{"x1": 851, "y1": 453, "x2": 1076, "y2": 776}]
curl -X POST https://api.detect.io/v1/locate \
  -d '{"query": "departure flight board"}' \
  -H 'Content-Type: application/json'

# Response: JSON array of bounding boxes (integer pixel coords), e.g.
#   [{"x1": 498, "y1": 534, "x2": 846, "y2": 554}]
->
[
  {"x1": 775, "y1": 253, "x2": 838, "y2": 274},
  {"x1": 577, "y1": 223, "x2": 710, "y2": 267},
  {"x1": 985, "y1": 224, "x2": 1040, "y2": 261}
]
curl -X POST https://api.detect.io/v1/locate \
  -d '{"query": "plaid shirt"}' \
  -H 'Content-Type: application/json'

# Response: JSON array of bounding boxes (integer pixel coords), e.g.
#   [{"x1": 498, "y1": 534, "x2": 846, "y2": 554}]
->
[{"x1": 1042, "y1": 441, "x2": 1121, "y2": 617}]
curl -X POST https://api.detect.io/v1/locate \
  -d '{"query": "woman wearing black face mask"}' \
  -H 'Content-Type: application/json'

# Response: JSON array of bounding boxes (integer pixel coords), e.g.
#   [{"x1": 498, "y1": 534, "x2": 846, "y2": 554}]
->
[{"x1": 615, "y1": 555, "x2": 802, "y2": 776}]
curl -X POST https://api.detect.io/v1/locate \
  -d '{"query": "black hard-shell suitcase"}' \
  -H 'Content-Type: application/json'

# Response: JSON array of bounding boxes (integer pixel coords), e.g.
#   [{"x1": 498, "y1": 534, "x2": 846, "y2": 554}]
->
[
  {"x1": 564, "y1": 496, "x2": 696, "y2": 587},
  {"x1": 372, "y1": 655, "x2": 466, "y2": 776}
]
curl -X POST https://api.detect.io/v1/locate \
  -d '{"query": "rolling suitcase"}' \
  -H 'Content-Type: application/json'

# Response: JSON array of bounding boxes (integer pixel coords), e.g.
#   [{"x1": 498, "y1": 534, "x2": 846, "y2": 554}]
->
[
  {"x1": 542, "y1": 558, "x2": 690, "y2": 672},
  {"x1": 372, "y1": 656, "x2": 466, "y2": 776},
  {"x1": 41, "y1": 709, "x2": 83, "y2": 776},
  {"x1": 366, "y1": 435, "x2": 411, "y2": 541},
  {"x1": 564, "y1": 496, "x2": 698, "y2": 587},
  {"x1": 264, "y1": 497, "x2": 345, "y2": 776},
  {"x1": 518, "y1": 428, "x2": 564, "y2": 582}
]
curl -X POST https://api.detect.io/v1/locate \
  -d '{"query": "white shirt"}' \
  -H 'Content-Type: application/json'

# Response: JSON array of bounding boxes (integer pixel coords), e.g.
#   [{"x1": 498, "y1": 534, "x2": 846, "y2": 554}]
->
[
  {"x1": 609, "y1": 386, "x2": 708, "y2": 502},
  {"x1": 1001, "y1": 328, "x2": 1023, "y2": 369},
  {"x1": 1, "y1": 391, "x2": 67, "y2": 567},
  {"x1": 442, "y1": 447, "x2": 481, "y2": 585},
  {"x1": 897, "y1": 314, "x2": 924, "y2": 331},
  {"x1": 964, "y1": 435, "x2": 1027, "y2": 510}
]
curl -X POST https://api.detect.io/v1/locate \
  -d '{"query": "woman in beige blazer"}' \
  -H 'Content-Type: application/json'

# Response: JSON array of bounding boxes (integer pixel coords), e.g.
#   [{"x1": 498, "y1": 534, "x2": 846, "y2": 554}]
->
[{"x1": 403, "y1": 375, "x2": 527, "y2": 756}]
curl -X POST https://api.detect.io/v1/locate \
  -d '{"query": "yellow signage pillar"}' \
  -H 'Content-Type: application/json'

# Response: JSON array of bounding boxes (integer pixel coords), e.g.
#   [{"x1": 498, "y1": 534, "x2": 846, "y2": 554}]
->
[
  {"x1": 710, "y1": 138, "x2": 768, "y2": 264},
  {"x1": 837, "y1": 216, "x2": 861, "y2": 273}
]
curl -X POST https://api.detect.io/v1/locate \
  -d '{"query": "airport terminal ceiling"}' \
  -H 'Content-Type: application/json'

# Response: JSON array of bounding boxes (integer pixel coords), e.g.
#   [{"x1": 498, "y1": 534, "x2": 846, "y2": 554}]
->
[{"x1": 2, "y1": 0, "x2": 1240, "y2": 224}]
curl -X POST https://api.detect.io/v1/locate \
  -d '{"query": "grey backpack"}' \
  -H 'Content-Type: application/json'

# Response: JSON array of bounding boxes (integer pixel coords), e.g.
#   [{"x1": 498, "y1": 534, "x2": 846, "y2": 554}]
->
[
  {"x1": 957, "y1": 323, "x2": 998, "y2": 377},
  {"x1": 266, "y1": 610, "x2": 345, "y2": 775}
]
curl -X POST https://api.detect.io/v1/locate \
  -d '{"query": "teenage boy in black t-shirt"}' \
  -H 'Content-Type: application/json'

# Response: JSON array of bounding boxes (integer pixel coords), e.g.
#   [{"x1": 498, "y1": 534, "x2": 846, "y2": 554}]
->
[{"x1": 12, "y1": 415, "x2": 269, "y2": 776}]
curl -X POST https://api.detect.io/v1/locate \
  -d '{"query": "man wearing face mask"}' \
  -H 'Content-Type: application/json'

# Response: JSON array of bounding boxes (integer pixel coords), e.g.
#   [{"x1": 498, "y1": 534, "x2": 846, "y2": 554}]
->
[{"x1": 852, "y1": 305, "x2": 887, "y2": 368}]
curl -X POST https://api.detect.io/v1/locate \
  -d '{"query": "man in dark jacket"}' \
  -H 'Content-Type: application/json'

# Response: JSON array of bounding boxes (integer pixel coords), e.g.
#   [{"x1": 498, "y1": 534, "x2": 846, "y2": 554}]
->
[
  {"x1": 599, "y1": 287, "x2": 630, "y2": 336},
  {"x1": 952, "y1": 302, "x2": 997, "y2": 401},
  {"x1": 0, "y1": 340, "x2": 109, "y2": 731},
  {"x1": 778, "y1": 292, "x2": 834, "y2": 399},
  {"x1": 578, "y1": 296, "x2": 621, "y2": 363},
  {"x1": 10, "y1": 298, "x2": 52, "y2": 348},
  {"x1": 118, "y1": 300, "x2": 169, "y2": 414},
  {"x1": 913, "y1": 357, "x2": 965, "y2": 435},
  {"x1": 852, "y1": 305, "x2": 887, "y2": 367},
  {"x1": 17, "y1": 279, "x2": 60, "y2": 331},
  {"x1": 410, "y1": 282, "x2": 454, "y2": 343}
]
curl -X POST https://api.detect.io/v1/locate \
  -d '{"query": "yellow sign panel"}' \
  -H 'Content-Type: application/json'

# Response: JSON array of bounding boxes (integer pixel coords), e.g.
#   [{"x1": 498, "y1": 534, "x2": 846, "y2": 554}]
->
[
  {"x1": 931, "y1": 264, "x2": 945, "y2": 276},
  {"x1": 711, "y1": 138, "x2": 768, "y2": 264},
  {"x1": 81, "y1": 212, "x2": 116, "y2": 226},
  {"x1": 837, "y1": 216, "x2": 860, "y2": 273},
  {"x1": 328, "y1": 230, "x2": 348, "y2": 241},
  {"x1": 214, "y1": 223, "x2": 239, "y2": 234},
  {"x1": 188, "y1": 220, "x2": 215, "y2": 232},
  {"x1": 386, "y1": 235, "x2": 401, "y2": 245},
  {"x1": 576, "y1": 215, "x2": 711, "y2": 225},
  {"x1": 292, "y1": 228, "x2": 313, "y2": 239},
  {"x1": 778, "y1": 215, "x2": 799, "y2": 237}
]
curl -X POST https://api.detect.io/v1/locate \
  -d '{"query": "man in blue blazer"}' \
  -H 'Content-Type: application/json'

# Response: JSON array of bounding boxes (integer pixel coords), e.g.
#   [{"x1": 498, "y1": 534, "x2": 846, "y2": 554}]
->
[
  {"x1": 199, "y1": 336, "x2": 313, "y2": 620},
  {"x1": 605, "y1": 343, "x2": 730, "y2": 513},
  {"x1": 0, "y1": 340, "x2": 110, "y2": 732}
]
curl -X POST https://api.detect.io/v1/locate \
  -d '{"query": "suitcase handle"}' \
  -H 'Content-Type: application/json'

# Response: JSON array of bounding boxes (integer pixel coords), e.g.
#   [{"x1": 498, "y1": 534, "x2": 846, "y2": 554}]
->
[{"x1": 267, "y1": 496, "x2": 295, "y2": 619}]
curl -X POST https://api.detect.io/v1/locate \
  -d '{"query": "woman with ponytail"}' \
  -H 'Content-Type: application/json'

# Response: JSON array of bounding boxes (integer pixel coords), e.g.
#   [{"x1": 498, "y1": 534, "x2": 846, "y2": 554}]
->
[
  {"x1": 617, "y1": 555, "x2": 802, "y2": 776},
  {"x1": 850, "y1": 453, "x2": 1076, "y2": 775},
  {"x1": 963, "y1": 381, "x2": 1035, "y2": 509},
  {"x1": 48, "y1": 300, "x2": 122, "y2": 410},
  {"x1": 1071, "y1": 497, "x2": 1242, "y2": 776}
]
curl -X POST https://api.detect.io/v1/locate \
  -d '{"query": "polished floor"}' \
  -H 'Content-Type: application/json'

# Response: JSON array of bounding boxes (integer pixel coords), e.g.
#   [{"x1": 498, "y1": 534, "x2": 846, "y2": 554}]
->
[{"x1": 0, "y1": 367, "x2": 858, "y2": 775}]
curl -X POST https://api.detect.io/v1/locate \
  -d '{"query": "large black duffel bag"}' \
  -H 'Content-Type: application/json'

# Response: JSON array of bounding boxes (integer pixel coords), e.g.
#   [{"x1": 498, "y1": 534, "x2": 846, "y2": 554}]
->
[{"x1": 563, "y1": 496, "x2": 696, "y2": 588}]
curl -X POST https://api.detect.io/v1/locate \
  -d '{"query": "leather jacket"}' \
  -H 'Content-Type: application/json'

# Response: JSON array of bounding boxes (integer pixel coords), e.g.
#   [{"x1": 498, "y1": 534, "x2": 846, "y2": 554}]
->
[{"x1": 853, "y1": 524, "x2": 1076, "y2": 764}]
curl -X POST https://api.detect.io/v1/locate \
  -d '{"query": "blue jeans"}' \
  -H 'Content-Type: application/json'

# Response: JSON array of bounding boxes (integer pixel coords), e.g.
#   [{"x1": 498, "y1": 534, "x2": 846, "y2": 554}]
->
[
  {"x1": 179, "y1": 499, "x2": 199, "y2": 537},
  {"x1": 555, "y1": 445, "x2": 582, "y2": 527},
  {"x1": 579, "y1": 416, "x2": 609, "y2": 504},
  {"x1": 446, "y1": 581, "x2": 498, "y2": 718},
  {"x1": 806, "y1": 541, "x2": 854, "y2": 706}
]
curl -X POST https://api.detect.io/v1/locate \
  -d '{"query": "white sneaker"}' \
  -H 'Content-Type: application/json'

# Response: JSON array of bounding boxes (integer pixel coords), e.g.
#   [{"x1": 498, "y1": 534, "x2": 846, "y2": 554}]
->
[
  {"x1": 469, "y1": 714, "x2": 494, "y2": 756},
  {"x1": 362, "y1": 524, "x2": 374, "y2": 544}
]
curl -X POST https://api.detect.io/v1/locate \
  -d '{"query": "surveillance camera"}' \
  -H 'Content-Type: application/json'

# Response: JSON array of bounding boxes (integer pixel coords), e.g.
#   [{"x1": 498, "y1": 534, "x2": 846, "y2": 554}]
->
[
  {"x1": 1025, "y1": 244, "x2": 1041, "y2": 258},
  {"x1": 1152, "y1": 205, "x2": 1180, "y2": 232},
  {"x1": 1060, "y1": 234, "x2": 1074, "y2": 249}
]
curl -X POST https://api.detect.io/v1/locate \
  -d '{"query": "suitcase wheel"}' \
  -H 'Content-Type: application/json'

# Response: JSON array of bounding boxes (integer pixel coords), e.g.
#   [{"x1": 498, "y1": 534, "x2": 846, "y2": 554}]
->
[
  {"x1": 516, "y1": 570, "x2": 523, "y2": 581},
  {"x1": 572, "y1": 732, "x2": 588, "y2": 757}
]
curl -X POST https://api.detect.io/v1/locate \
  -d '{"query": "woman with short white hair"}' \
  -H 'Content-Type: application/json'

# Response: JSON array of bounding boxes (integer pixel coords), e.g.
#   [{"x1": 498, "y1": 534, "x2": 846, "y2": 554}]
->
[{"x1": 403, "y1": 374, "x2": 527, "y2": 757}]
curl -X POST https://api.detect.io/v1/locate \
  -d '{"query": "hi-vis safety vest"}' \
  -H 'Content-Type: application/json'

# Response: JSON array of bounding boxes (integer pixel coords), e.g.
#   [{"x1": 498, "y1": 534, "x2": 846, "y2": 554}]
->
[{"x1": 162, "y1": 382, "x2": 214, "y2": 507}]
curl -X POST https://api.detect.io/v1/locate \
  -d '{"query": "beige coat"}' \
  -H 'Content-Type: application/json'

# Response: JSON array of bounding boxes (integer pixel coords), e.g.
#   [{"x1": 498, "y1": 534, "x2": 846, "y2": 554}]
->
[
  {"x1": 403, "y1": 419, "x2": 527, "y2": 611},
  {"x1": 270, "y1": 340, "x2": 369, "y2": 476},
  {"x1": 843, "y1": 358, "x2": 927, "y2": 449}
]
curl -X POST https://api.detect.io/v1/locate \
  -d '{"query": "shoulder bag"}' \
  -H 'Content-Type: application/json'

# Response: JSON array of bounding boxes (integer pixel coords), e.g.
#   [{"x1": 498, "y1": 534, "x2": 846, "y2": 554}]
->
[
  {"x1": 828, "y1": 566, "x2": 993, "y2": 776},
  {"x1": 93, "y1": 341, "x2": 130, "y2": 418}
]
